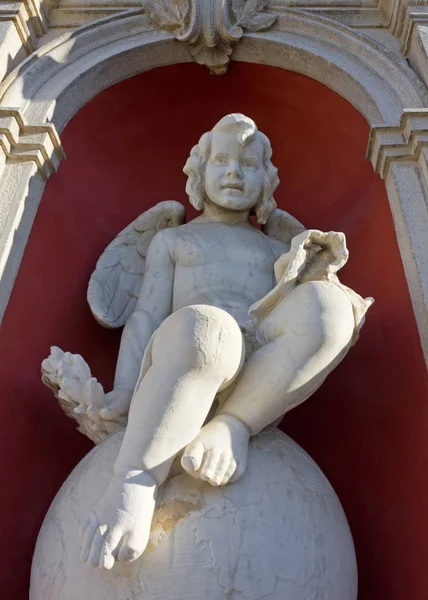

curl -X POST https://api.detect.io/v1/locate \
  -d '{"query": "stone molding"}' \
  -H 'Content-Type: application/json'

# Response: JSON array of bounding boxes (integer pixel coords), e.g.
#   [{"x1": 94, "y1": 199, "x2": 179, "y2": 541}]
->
[
  {"x1": 45, "y1": 0, "x2": 385, "y2": 30},
  {"x1": 0, "y1": 2, "x2": 36, "y2": 54},
  {"x1": 382, "y1": 0, "x2": 428, "y2": 54},
  {"x1": 0, "y1": 0, "x2": 50, "y2": 53},
  {"x1": 368, "y1": 109, "x2": 428, "y2": 177},
  {"x1": 0, "y1": 107, "x2": 64, "y2": 179},
  {"x1": 0, "y1": 9, "x2": 425, "y2": 124}
]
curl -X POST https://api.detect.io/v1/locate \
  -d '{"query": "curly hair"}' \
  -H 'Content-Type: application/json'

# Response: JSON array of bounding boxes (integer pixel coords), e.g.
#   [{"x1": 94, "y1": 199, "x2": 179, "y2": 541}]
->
[{"x1": 183, "y1": 114, "x2": 279, "y2": 224}]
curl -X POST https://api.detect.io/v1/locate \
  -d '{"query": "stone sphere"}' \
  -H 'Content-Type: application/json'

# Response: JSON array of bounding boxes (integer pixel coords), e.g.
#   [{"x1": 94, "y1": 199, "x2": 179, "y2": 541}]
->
[{"x1": 30, "y1": 428, "x2": 357, "y2": 600}]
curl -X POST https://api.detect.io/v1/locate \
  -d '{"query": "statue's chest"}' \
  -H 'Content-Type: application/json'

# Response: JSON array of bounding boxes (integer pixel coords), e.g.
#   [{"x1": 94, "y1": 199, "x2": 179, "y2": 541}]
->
[{"x1": 175, "y1": 229, "x2": 276, "y2": 272}]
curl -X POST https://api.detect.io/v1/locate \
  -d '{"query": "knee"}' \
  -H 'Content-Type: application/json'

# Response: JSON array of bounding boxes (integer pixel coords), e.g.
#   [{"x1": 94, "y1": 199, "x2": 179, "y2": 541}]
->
[
  {"x1": 153, "y1": 305, "x2": 243, "y2": 374},
  {"x1": 259, "y1": 281, "x2": 355, "y2": 353}
]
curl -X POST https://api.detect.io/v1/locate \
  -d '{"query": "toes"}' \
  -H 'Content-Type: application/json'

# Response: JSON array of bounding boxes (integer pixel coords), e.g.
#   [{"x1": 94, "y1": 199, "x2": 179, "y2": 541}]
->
[
  {"x1": 118, "y1": 532, "x2": 145, "y2": 564},
  {"x1": 80, "y1": 513, "x2": 98, "y2": 562},
  {"x1": 182, "y1": 440, "x2": 247, "y2": 486},
  {"x1": 200, "y1": 448, "x2": 221, "y2": 482},
  {"x1": 221, "y1": 458, "x2": 237, "y2": 485},
  {"x1": 99, "y1": 528, "x2": 123, "y2": 570},
  {"x1": 87, "y1": 526, "x2": 107, "y2": 567},
  {"x1": 207, "y1": 453, "x2": 232, "y2": 486},
  {"x1": 181, "y1": 441, "x2": 204, "y2": 476},
  {"x1": 229, "y1": 458, "x2": 246, "y2": 483}
]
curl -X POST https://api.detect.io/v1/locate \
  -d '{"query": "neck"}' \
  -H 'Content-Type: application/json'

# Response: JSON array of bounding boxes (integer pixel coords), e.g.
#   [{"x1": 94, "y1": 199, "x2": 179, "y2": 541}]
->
[{"x1": 196, "y1": 199, "x2": 251, "y2": 225}]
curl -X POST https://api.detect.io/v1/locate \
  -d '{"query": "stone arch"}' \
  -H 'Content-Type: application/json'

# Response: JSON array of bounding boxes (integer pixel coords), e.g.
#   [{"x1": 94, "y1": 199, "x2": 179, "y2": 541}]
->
[
  {"x1": 1, "y1": 7, "x2": 428, "y2": 360},
  {"x1": 0, "y1": 9, "x2": 426, "y2": 127}
]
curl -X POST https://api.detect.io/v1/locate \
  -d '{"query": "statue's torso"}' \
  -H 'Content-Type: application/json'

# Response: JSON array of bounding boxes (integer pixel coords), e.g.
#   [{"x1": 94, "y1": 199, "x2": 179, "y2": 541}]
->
[{"x1": 168, "y1": 222, "x2": 285, "y2": 327}]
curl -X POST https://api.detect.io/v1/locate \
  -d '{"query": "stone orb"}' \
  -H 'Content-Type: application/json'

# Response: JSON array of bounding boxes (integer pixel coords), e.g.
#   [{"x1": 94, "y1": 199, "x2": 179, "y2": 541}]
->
[{"x1": 30, "y1": 428, "x2": 357, "y2": 600}]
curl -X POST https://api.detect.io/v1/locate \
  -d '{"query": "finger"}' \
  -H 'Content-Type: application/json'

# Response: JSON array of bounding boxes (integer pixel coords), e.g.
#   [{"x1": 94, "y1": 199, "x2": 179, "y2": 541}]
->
[
  {"x1": 87, "y1": 527, "x2": 107, "y2": 567},
  {"x1": 181, "y1": 441, "x2": 204, "y2": 475},
  {"x1": 79, "y1": 515, "x2": 93, "y2": 543},
  {"x1": 207, "y1": 453, "x2": 230, "y2": 486},
  {"x1": 200, "y1": 448, "x2": 221, "y2": 482},
  {"x1": 221, "y1": 458, "x2": 237, "y2": 485},
  {"x1": 99, "y1": 528, "x2": 123, "y2": 570},
  {"x1": 100, "y1": 401, "x2": 124, "y2": 421},
  {"x1": 104, "y1": 420, "x2": 120, "y2": 434},
  {"x1": 80, "y1": 514, "x2": 98, "y2": 562},
  {"x1": 85, "y1": 379, "x2": 105, "y2": 418}
]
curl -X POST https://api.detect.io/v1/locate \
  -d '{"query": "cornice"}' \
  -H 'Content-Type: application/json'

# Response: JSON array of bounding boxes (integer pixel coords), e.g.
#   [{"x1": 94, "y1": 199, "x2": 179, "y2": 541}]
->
[
  {"x1": 45, "y1": 0, "x2": 386, "y2": 51},
  {"x1": 368, "y1": 109, "x2": 428, "y2": 178},
  {"x1": 381, "y1": 0, "x2": 428, "y2": 53},
  {"x1": 0, "y1": 0, "x2": 51, "y2": 59},
  {"x1": 0, "y1": 107, "x2": 65, "y2": 179},
  {"x1": 47, "y1": 7, "x2": 385, "y2": 32},
  {"x1": 271, "y1": 0, "x2": 385, "y2": 28}
]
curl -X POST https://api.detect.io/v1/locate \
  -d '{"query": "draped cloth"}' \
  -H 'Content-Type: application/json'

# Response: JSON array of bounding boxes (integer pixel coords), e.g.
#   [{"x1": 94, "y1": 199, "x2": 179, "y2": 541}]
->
[{"x1": 249, "y1": 229, "x2": 374, "y2": 346}]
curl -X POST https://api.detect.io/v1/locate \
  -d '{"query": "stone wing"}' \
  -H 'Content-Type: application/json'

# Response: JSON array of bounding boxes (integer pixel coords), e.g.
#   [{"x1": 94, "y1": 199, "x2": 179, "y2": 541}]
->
[
  {"x1": 262, "y1": 208, "x2": 306, "y2": 247},
  {"x1": 87, "y1": 200, "x2": 186, "y2": 328}
]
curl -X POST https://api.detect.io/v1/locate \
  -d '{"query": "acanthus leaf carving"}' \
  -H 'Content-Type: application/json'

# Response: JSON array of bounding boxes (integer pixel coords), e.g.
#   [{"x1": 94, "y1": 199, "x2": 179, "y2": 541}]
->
[
  {"x1": 146, "y1": 0, "x2": 277, "y2": 74},
  {"x1": 148, "y1": 0, "x2": 189, "y2": 32},
  {"x1": 235, "y1": 0, "x2": 276, "y2": 31}
]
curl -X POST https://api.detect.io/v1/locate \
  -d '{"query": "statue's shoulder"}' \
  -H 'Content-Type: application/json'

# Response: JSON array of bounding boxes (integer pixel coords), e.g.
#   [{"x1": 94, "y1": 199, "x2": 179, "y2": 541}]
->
[
  {"x1": 161, "y1": 219, "x2": 204, "y2": 240},
  {"x1": 150, "y1": 220, "x2": 185, "y2": 246}
]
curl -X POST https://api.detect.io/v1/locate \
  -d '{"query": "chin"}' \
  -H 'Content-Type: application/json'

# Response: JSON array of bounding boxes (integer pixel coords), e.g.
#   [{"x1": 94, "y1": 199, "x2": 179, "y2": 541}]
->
[{"x1": 216, "y1": 194, "x2": 255, "y2": 212}]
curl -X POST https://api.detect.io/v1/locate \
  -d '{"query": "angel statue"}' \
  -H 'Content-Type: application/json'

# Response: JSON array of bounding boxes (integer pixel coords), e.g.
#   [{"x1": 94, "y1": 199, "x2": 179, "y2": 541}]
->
[{"x1": 42, "y1": 113, "x2": 372, "y2": 572}]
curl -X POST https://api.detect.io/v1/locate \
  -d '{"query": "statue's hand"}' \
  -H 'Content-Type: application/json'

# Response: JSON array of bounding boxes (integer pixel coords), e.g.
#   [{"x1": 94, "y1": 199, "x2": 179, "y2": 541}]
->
[{"x1": 100, "y1": 389, "x2": 134, "y2": 421}]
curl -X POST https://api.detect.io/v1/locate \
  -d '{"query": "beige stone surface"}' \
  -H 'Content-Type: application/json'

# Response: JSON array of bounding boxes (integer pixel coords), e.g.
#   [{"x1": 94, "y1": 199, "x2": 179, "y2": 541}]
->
[{"x1": 30, "y1": 428, "x2": 358, "y2": 600}]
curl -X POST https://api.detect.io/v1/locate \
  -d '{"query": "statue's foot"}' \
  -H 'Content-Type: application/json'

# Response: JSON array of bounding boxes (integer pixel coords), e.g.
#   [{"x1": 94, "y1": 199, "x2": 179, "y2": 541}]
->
[
  {"x1": 80, "y1": 468, "x2": 156, "y2": 570},
  {"x1": 181, "y1": 414, "x2": 250, "y2": 486}
]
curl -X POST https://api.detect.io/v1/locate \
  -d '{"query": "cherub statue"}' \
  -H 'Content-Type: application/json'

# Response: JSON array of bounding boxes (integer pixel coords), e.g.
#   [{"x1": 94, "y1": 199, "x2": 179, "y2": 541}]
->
[{"x1": 42, "y1": 114, "x2": 372, "y2": 571}]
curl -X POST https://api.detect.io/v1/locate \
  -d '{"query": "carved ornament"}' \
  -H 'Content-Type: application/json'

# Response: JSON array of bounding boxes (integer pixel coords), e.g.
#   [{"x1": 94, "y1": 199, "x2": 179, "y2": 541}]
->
[{"x1": 146, "y1": 0, "x2": 277, "y2": 74}]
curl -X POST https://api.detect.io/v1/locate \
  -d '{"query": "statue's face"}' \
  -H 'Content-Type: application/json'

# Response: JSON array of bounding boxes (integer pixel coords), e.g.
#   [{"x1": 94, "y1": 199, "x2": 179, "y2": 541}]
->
[{"x1": 205, "y1": 131, "x2": 264, "y2": 212}]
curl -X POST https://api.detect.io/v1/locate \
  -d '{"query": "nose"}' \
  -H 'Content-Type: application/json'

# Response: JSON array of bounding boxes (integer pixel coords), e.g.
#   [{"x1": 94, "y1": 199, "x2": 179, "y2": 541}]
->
[{"x1": 226, "y1": 160, "x2": 242, "y2": 178}]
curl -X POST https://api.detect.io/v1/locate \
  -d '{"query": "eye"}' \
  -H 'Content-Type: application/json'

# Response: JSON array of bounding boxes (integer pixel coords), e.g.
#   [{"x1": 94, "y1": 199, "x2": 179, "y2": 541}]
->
[
  {"x1": 242, "y1": 159, "x2": 257, "y2": 170},
  {"x1": 214, "y1": 155, "x2": 228, "y2": 165}
]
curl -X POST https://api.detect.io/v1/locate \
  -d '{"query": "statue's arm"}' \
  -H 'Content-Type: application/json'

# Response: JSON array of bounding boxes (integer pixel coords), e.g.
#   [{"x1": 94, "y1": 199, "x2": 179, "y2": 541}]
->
[{"x1": 112, "y1": 230, "x2": 175, "y2": 392}]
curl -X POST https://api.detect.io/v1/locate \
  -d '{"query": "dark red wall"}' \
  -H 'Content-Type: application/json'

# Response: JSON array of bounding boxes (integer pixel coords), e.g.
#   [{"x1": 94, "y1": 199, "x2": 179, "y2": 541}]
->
[{"x1": 0, "y1": 63, "x2": 427, "y2": 599}]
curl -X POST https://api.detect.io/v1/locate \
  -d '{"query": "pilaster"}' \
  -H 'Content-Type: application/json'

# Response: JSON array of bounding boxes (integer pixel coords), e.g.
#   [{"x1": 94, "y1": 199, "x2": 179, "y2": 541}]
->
[{"x1": 368, "y1": 109, "x2": 428, "y2": 363}]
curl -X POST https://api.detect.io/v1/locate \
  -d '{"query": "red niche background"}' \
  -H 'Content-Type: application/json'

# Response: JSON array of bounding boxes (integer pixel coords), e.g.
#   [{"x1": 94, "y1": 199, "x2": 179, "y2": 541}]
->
[{"x1": 0, "y1": 63, "x2": 427, "y2": 600}]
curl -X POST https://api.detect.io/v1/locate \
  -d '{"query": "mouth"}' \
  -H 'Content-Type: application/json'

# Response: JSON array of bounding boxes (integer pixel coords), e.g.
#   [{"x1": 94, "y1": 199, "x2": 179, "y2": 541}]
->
[{"x1": 222, "y1": 182, "x2": 244, "y2": 192}]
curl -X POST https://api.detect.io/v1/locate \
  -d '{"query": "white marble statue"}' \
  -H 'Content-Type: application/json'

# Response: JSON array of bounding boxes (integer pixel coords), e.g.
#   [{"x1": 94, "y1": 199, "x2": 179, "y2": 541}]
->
[{"x1": 41, "y1": 114, "x2": 372, "y2": 578}]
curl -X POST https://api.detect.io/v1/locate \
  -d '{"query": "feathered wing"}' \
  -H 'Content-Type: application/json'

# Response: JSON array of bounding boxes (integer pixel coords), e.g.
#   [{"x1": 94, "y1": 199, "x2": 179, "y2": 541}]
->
[
  {"x1": 88, "y1": 200, "x2": 186, "y2": 328},
  {"x1": 262, "y1": 208, "x2": 306, "y2": 247}
]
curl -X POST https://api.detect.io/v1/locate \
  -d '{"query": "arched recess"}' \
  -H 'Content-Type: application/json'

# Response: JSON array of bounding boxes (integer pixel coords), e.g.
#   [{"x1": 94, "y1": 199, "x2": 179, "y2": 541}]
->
[{"x1": 0, "y1": 7, "x2": 428, "y2": 362}]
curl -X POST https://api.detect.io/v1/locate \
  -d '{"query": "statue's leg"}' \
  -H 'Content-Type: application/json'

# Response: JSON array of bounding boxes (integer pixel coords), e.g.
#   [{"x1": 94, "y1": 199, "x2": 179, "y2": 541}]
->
[
  {"x1": 182, "y1": 280, "x2": 355, "y2": 486},
  {"x1": 80, "y1": 305, "x2": 244, "y2": 570}
]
